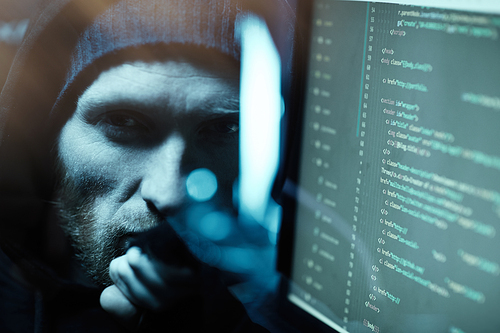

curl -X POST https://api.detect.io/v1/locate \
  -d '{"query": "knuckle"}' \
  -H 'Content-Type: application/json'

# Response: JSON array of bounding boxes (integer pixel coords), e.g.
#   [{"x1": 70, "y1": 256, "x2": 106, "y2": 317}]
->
[{"x1": 126, "y1": 247, "x2": 146, "y2": 269}]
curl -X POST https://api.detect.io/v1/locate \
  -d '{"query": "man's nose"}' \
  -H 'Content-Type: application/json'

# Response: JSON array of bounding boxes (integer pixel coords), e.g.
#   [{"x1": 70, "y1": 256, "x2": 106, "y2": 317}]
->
[{"x1": 140, "y1": 133, "x2": 187, "y2": 215}]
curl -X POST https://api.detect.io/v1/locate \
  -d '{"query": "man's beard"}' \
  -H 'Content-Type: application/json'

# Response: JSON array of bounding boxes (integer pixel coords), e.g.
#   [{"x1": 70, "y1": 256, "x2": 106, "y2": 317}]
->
[{"x1": 55, "y1": 160, "x2": 159, "y2": 287}]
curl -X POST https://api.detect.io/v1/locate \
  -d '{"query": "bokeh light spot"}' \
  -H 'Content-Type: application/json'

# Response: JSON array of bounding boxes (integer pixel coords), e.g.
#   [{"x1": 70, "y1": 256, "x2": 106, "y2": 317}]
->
[
  {"x1": 222, "y1": 247, "x2": 257, "y2": 272},
  {"x1": 186, "y1": 168, "x2": 217, "y2": 202},
  {"x1": 198, "y1": 211, "x2": 232, "y2": 241}
]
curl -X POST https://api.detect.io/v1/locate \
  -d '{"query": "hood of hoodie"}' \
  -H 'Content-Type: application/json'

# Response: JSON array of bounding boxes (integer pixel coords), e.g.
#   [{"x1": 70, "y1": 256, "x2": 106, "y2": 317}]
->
[
  {"x1": 0, "y1": 0, "x2": 295, "y2": 265},
  {"x1": 0, "y1": 0, "x2": 246, "y2": 260}
]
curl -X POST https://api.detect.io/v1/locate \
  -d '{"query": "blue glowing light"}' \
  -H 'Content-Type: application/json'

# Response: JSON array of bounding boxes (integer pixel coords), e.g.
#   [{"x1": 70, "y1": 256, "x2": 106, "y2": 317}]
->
[
  {"x1": 239, "y1": 14, "x2": 282, "y2": 225},
  {"x1": 198, "y1": 211, "x2": 232, "y2": 241},
  {"x1": 186, "y1": 168, "x2": 218, "y2": 202}
]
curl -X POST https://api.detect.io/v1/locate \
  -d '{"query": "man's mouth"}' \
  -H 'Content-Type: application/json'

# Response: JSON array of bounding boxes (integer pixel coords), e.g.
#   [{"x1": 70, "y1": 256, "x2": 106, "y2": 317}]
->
[{"x1": 118, "y1": 233, "x2": 139, "y2": 252}]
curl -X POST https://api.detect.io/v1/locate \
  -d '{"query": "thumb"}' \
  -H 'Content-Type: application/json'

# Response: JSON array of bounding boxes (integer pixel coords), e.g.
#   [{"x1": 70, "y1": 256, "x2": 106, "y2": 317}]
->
[{"x1": 100, "y1": 284, "x2": 143, "y2": 330}]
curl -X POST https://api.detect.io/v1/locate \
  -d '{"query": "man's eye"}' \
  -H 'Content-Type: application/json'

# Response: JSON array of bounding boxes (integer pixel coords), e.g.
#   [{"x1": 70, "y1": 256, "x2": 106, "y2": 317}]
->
[
  {"x1": 105, "y1": 114, "x2": 141, "y2": 128},
  {"x1": 203, "y1": 120, "x2": 239, "y2": 135},
  {"x1": 96, "y1": 112, "x2": 152, "y2": 142},
  {"x1": 212, "y1": 121, "x2": 239, "y2": 134},
  {"x1": 198, "y1": 119, "x2": 239, "y2": 144}
]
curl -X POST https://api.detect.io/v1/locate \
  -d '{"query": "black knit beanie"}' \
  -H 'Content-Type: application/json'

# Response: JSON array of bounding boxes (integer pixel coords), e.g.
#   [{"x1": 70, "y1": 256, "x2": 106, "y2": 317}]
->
[{"x1": 55, "y1": 0, "x2": 243, "y2": 109}]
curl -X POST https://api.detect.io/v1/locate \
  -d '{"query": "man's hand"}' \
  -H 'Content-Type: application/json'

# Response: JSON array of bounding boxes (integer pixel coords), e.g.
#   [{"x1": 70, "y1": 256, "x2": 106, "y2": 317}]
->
[{"x1": 100, "y1": 246, "x2": 198, "y2": 329}]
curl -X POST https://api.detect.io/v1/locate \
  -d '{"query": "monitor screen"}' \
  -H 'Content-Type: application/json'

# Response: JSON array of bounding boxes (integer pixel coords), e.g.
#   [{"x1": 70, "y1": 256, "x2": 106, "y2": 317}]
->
[{"x1": 278, "y1": 1, "x2": 500, "y2": 332}]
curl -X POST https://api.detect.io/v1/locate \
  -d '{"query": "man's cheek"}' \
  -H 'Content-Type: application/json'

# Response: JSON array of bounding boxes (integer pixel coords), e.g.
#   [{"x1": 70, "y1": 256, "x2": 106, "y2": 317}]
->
[
  {"x1": 60, "y1": 121, "x2": 139, "y2": 181},
  {"x1": 64, "y1": 148, "x2": 142, "y2": 204}
]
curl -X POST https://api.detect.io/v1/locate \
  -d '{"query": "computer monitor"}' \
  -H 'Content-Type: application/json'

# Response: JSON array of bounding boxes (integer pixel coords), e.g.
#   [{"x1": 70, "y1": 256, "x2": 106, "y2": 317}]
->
[{"x1": 276, "y1": 1, "x2": 500, "y2": 332}]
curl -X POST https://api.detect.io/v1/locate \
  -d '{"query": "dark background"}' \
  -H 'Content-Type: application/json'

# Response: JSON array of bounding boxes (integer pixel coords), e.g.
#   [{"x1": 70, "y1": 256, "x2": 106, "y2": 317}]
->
[{"x1": 0, "y1": 0, "x2": 39, "y2": 90}]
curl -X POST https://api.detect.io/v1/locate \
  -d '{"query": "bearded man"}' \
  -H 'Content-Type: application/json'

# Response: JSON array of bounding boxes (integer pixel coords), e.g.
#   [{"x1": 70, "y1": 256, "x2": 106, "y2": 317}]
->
[{"x1": 0, "y1": 0, "x2": 292, "y2": 331}]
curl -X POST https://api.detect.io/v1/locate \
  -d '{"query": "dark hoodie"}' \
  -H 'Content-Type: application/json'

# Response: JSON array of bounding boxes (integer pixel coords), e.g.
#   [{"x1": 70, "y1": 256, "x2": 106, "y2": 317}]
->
[{"x1": 0, "y1": 0, "x2": 293, "y2": 331}]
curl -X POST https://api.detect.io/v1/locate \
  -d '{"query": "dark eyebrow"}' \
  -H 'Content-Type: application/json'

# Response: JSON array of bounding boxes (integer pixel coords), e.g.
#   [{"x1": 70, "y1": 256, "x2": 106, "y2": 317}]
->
[
  {"x1": 76, "y1": 91, "x2": 240, "y2": 122},
  {"x1": 202, "y1": 96, "x2": 240, "y2": 113}
]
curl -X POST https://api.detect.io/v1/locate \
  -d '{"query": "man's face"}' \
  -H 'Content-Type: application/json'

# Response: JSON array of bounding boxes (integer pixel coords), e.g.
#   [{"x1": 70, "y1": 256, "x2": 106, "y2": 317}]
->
[{"x1": 56, "y1": 51, "x2": 239, "y2": 286}]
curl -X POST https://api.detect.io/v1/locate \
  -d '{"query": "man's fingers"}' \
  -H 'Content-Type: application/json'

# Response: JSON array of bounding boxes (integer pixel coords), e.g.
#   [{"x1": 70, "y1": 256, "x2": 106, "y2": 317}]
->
[
  {"x1": 100, "y1": 285, "x2": 142, "y2": 328},
  {"x1": 109, "y1": 253, "x2": 161, "y2": 309},
  {"x1": 127, "y1": 247, "x2": 195, "y2": 284},
  {"x1": 125, "y1": 247, "x2": 165, "y2": 288},
  {"x1": 109, "y1": 247, "x2": 199, "y2": 311}
]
